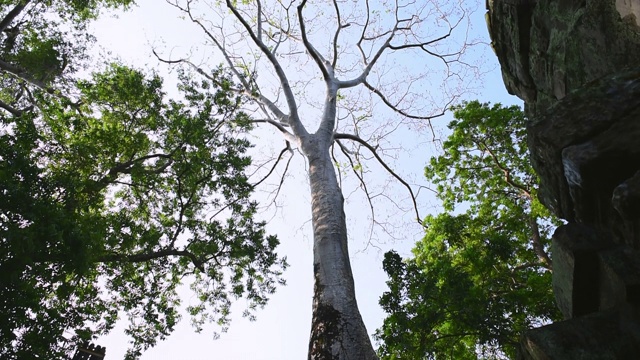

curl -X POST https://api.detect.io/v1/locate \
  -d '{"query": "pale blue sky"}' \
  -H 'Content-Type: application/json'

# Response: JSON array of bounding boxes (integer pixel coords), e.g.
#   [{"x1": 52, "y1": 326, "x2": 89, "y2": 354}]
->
[{"x1": 90, "y1": 1, "x2": 522, "y2": 359}]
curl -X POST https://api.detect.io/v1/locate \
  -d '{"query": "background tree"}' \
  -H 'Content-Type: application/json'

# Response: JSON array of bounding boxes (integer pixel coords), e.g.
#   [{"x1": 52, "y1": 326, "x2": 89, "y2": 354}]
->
[
  {"x1": 0, "y1": 63, "x2": 287, "y2": 359},
  {"x1": 157, "y1": 0, "x2": 481, "y2": 357},
  {"x1": 376, "y1": 101, "x2": 562, "y2": 359}
]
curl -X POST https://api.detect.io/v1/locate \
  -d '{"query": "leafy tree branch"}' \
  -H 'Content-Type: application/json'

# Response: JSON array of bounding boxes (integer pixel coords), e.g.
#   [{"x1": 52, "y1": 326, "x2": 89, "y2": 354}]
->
[
  {"x1": 1, "y1": 62, "x2": 287, "y2": 358},
  {"x1": 377, "y1": 101, "x2": 561, "y2": 359}
]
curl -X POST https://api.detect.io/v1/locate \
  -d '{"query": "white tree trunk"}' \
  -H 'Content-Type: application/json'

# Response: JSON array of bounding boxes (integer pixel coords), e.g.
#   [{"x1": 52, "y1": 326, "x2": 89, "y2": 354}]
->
[
  {"x1": 162, "y1": 1, "x2": 475, "y2": 358},
  {"x1": 303, "y1": 135, "x2": 378, "y2": 360}
]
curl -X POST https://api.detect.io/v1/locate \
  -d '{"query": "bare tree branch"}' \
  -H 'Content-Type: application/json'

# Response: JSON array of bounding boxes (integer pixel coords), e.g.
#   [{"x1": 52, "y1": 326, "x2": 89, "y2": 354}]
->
[
  {"x1": 296, "y1": 0, "x2": 330, "y2": 81},
  {"x1": 206, "y1": 142, "x2": 294, "y2": 224},
  {"x1": 252, "y1": 142, "x2": 292, "y2": 189},
  {"x1": 336, "y1": 139, "x2": 376, "y2": 241},
  {"x1": 0, "y1": 58, "x2": 52, "y2": 92},
  {"x1": 153, "y1": 20, "x2": 291, "y2": 129},
  {"x1": 363, "y1": 80, "x2": 451, "y2": 121},
  {"x1": 330, "y1": 0, "x2": 342, "y2": 68},
  {"x1": 256, "y1": 0, "x2": 263, "y2": 41},
  {"x1": 161, "y1": 2, "x2": 291, "y2": 130},
  {"x1": 334, "y1": 132, "x2": 423, "y2": 226},
  {"x1": 250, "y1": 119, "x2": 294, "y2": 139},
  {"x1": 270, "y1": 149, "x2": 293, "y2": 204},
  {"x1": 224, "y1": 0, "x2": 308, "y2": 137},
  {"x1": 338, "y1": 24, "x2": 394, "y2": 89},
  {"x1": 0, "y1": 0, "x2": 31, "y2": 33},
  {"x1": 529, "y1": 217, "x2": 553, "y2": 271}
]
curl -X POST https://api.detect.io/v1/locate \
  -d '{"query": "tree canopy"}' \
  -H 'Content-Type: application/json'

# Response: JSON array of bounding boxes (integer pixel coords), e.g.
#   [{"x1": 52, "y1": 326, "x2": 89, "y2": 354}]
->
[
  {"x1": 1, "y1": 59, "x2": 287, "y2": 358},
  {"x1": 376, "y1": 101, "x2": 561, "y2": 359}
]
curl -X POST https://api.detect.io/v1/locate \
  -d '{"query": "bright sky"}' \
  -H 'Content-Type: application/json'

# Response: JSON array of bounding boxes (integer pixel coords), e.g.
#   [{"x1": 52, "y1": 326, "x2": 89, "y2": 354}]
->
[{"x1": 90, "y1": 1, "x2": 522, "y2": 359}]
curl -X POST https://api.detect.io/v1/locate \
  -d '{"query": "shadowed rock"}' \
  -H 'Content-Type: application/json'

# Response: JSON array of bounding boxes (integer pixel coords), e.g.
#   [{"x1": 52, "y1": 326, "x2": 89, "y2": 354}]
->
[{"x1": 487, "y1": 1, "x2": 640, "y2": 358}]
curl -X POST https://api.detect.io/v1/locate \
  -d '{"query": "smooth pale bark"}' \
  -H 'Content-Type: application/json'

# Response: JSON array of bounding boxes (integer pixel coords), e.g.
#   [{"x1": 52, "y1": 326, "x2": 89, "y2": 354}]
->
[{"x1": 302, "y1": 133, "x2": 378, "y2": 360}]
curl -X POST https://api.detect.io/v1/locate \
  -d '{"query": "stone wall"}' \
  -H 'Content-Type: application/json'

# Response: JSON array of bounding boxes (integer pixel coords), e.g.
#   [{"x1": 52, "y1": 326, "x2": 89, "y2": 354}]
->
[{"x1": 487, "y1": 0, "x2": 640, "y2": 358}]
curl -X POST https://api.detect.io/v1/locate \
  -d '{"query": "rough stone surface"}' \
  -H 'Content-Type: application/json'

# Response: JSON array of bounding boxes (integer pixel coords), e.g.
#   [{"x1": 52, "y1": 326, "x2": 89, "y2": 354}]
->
[
  {"x1": 551, "y1": 224, "x2": 611, "y2": 319},
  {"x1": 520, "y1": 308, "x2": 640, "y2": 360},
  {"x1": 616, "y1": 0, "x2": 640, "y2": 26},
  {"x1": 487, "y1": 0, "x2": 640, "y2": 116},
  {"x1": 488, "y1": 0, "x2": 640, "y2": 358},
  {"x1": 612, "y1": 171, "x2": 640, "y2": 247},
  {"x1": 598, "y1": 246, "x2": 640, "y2": 310},
  {"x1": 527, "y1": 68, "x2": 640, "y2": 227}
]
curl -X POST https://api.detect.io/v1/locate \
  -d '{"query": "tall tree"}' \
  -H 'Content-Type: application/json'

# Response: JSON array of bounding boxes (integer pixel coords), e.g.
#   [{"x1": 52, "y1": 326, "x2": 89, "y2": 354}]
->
[
  {"x1": 0, "y1": 64, "x2": 287, "y2": 359},
  {"x1": 158, "y1": 0, "x2": 480, "y2": 358},
  {"x1": 376, "y1": 101, "x2": 561, "y2": 359}
]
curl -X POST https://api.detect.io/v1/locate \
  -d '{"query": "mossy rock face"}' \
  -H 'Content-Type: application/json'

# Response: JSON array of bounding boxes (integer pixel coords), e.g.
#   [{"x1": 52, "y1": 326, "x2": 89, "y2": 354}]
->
[{"x1": 487, "y1": 0, "x2": 640, "y2": 116}]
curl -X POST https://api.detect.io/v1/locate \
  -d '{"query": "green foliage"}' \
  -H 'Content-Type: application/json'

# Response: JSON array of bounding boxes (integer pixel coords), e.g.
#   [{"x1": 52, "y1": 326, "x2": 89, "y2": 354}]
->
[
  {"x1": 377, "y1": 101, "x2": 561, "y2": 359},
  {"x1": 0, "y1": 64, "x2": 287, "y2": 359},
  {"x1": 2, "y1": 3, "x2": 287, "y2": 358},
  {"x1": 426, "y1": 101, "x2": 534, "y2": 215},
  {"x1": 0, "y1": 0, "x2": 134, "y2": 112}
]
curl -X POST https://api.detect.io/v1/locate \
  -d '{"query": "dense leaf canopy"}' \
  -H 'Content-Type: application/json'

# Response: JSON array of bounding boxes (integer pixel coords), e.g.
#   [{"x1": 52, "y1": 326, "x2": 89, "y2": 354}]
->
[
  {"x1": 0, "y1": 54, "x2": 286, "y2": 360},
  {"x1": 0, "y1": 4, "x2": 291, "y2": 358},
  {"x1": 377, "y1": 101, "x2": 561, "y2": 359}
]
